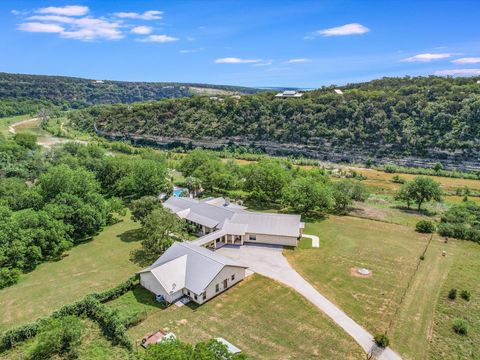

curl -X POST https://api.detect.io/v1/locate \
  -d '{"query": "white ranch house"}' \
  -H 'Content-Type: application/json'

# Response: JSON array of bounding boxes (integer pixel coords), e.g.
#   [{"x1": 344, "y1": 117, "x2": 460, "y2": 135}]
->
[
  {"x1": 139, "y1": 242, "x2": 247, "y2": 304},
  {"x1": 139, "y1": 196, "x2": 304, "y2": 304},
  {"x1": 164, "y1": 197, "x2": 304, "y2": 248}
]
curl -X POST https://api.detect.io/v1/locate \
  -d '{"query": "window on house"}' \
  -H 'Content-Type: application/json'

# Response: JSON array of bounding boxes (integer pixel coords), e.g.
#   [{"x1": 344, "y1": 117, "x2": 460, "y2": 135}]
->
[
  {"x1": 194, "y1": 294, "x2": 198, "y2": 300},
  {"x1": 215, "y1": 284, "x2": 220, "y2": 292},
  {"x1": 223, "y1": 279, "x2": 228, "y2": 289},
  {"x1": 202, "y1": 292, "x2": 206, "y2": 300},
  {"x1": 231, "y1": 274, "x2": 235, "y2": 281},
  {"x1": 249, "y1": 234, "x2": 256, "y2": 241}
]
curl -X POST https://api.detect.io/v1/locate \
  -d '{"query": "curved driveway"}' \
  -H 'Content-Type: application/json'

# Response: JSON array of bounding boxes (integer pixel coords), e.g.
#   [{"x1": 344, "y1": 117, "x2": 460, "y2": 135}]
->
[{"x1": 216, "y1": 244, "x2": 402, "y2": 360}]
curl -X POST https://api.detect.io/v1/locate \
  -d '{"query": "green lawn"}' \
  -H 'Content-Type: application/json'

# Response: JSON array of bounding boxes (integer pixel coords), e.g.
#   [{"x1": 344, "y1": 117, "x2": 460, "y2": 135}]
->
[
  {"x1": 285, "y1": 215, "x2": 480, "y2": 360},
  {"x1": 108, "y1": 276, "x2": 365, "y2": 360},
  {"x1": 285, "y1": 215, "x2": 449, "y2": 358},
  {"x1": 428, "y1": 240, "x2": 480, "y2": 360},
  {"x1": 387, "y1": 235, "x2": 454, "y2": 359},
  {"x1": 0, "y1": 213, "x2": 142, "y2": 331}
]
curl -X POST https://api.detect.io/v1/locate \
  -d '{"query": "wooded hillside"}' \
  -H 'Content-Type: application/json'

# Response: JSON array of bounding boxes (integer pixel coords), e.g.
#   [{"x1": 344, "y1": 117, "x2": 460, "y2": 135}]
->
[
  {"x1": 0, "y1": 72, "x2": 260, "y2": 112},
  {"x1": 70, "y1": 76, "x2": 480, "y2": 160}
]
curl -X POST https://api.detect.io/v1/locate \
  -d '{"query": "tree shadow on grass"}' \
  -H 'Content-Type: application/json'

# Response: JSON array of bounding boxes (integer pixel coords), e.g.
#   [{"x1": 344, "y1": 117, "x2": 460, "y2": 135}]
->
[
  {"x1": 130, "y1": 248, "x2": 158, "y2": 268},
  {"x1": 132, "y1": 285, "x2": 165, "y2": 309},
  {"x1": 301, "y1": 212, "x2": 328, "y2": 223},
  {"x1": 184, "y1": 301, "x2": 201, "y2": 311},
  {"x1": 118, "y1": 228, "x2": 144, "y2": 243},
  {"x1": 393, "y1": 205, "x2": 437, "y2": 217}
]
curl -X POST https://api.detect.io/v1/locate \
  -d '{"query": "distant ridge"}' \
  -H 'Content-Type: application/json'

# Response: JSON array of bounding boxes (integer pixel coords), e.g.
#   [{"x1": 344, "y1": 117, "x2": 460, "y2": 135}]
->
[{"x1": 0, "y1": 71, "x2": 263, "y2": 107}]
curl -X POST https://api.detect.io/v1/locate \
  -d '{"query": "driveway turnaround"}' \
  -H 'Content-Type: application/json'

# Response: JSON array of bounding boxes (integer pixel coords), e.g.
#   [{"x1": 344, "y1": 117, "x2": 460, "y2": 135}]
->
[
  {"x1": 303, "y1": 234, "x2": 319, "y2": 248},
  {"x1": 216, "y1": 244, "x2": 402, "y2": 360}
]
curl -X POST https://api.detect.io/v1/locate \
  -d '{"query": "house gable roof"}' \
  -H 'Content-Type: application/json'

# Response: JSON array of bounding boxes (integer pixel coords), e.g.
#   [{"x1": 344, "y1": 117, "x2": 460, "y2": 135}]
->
[{"x1": 142, "y1": 242, "x2": 247, "y2": 295}]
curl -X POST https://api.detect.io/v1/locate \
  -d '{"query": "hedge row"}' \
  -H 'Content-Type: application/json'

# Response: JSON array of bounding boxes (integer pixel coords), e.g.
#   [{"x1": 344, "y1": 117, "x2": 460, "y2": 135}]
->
[
  {"x1": 0, "y1": 275, "x2": 138, "y2": 353},
  {"x1": 438, "y1": 223, "x2": 480, "y2": 243}
]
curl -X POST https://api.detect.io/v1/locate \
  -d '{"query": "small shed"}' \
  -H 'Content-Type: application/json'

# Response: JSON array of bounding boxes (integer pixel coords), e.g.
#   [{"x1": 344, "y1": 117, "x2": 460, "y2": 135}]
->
[{"x1": 215, "y1": 337, "x2": 242, "y2": 354}]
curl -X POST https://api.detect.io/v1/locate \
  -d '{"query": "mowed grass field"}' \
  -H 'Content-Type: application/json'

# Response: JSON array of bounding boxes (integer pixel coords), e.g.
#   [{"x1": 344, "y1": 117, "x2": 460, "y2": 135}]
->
[
  {"x1": 108, "y1": 275, "x2": 365, "y2": 360},
  {"x1": 0, "y1": 213, "x2": 142, "y2": 332},
  {"x1": 428, "y1": 240, "x2": 480, "y2": 360},
  {"x1": 285, "y1": 215, "x2": 479, "y2": 360},
  {"x1": 285, "y1": 216, "x2": 431, "y2": 335}
]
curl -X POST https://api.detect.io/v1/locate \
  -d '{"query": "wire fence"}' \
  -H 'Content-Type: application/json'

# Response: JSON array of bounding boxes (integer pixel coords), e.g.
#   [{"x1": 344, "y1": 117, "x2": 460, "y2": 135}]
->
[{"x1": 385, "y1": 233, "x2": 434, "y2": 334}]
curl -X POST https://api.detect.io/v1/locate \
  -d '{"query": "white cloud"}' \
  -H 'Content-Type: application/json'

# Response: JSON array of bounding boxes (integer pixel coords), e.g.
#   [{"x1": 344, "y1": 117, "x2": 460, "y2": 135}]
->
[
  {"x1": 20, "y1": 15, "x2": 123, "y2": 41},
  {"x1": 18, "y1": 22, "x2": 64, "y2": 33},
  {"x1": 452, "y1": 57, "x2": 480, "y2": 64},
  {"x1": 179, "y1": 47, "x2": 205, "y2": 53},
  {"x1": 402, "y1": 53, "x2": 452, "y2": 62},
  {"x1": 316, "y1": 23, "x2": 369, "y2": 37},
  {"x1": 114, "y1": 10, "x2": 162, "y2": 20},
  {"x1": 28, "y1": 15, "x2": 78, "y2": 23},
  {"x1": 287, "y1": 58, "x2": 310, "y2": 63},
  {"x1": 253, "y1": 61, "x2": 273, "y2": 67},
  {"x1": 140, "y1": 34, "x2": 179, "y2": 42},
  {"x1": 214, "y1": 57, "x2": 261, "y2": 64},
  {"x1": 131, "y1": 26, "x2": 152, "y2": 35},
  {"x1": 61, "y1": 18, "x2": 123, "y2": 40},
  {"x1": 37, "y1": 5, "x2": 89, "y2": 16},
  {"x1": 435, "y1": 68, "x2": 480, "y2": 76}
]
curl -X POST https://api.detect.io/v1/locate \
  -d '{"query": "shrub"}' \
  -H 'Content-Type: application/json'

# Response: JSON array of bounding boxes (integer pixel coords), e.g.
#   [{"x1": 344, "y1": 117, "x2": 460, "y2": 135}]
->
[
  {"x1": 415, "y1": 220, "x2": 436, "y2": 233},
  {"x1": 419, "y1": 255, "x2": 425, "y2": 261},
  {"x1": 384, "y1": 165, "x2": 397, "y2": 173},
  {"x1": 448, "y1": 288, "x2": 457, "y2": 300},
  {"x1": 373, "y1": 333, "x2": 390, "y2": 348},
  {"x1": 460, "y1": 290, "x2": 471, "y2": 301},
  {"x1": 0, "y1": 268, "x2": 21, "y2": 289},
  {"x1": 392, "y1": 175, "x2": 405, "y2": 184},
  {"x1": 28, "y1": 316, "x2": 84, "y2": 360},
  {"x1": 14, "y1": 133, "x2": 37, "y2": 149},
  {"x1": 452, "y1": 318, "x2": 468, "y2": 335},
  {"x1": 0, "y1": 321, "x2": 45, "y2": 352}
]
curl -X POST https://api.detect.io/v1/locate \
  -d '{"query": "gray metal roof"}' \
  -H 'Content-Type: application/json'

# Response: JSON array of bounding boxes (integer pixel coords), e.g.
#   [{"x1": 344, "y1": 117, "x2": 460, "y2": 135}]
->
[
  {"x1": 230, "y1": 212, "x2": 302, "y2": 237},
  {"x1": 163, "y1": 196, "x2": 302, "y2": 238},
  {"x1": 164, "y1": 197, "x2": 240, "y2": 228},
  {"x1": 146, "y1": 242, "x2": 247, "y2": 294}
]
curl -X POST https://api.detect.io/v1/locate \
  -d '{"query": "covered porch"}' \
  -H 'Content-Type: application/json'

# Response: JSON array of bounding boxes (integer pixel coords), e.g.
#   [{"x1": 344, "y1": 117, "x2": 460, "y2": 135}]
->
[{"x1": 191, "y1": 230, "x2": 245, "y2": 249}]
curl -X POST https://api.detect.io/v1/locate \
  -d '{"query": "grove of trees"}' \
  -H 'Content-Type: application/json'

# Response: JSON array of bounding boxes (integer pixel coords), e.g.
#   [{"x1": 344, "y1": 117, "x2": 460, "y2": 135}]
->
[
  {"x1": 0, "y1": 137, "x2": 171, "y2": 289},
  {"x1": 177, "y1": 149, "x2": 369, "y2": 215},
  {"x1": 438, "y1": 201, "x2": 480, "y2": 242}
]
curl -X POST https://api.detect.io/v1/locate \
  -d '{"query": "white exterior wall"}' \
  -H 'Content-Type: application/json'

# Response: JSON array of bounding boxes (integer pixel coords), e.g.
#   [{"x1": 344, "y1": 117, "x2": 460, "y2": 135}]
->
[
  {"x1": 140, "y1": 272, "x2": 183, "y2": 303},
  {"x1": 190, "y1": 266, "x2": 245, "y2": 304},
  {"x1": 244, "y1": 233, "x2": 298, "y2": 247}
]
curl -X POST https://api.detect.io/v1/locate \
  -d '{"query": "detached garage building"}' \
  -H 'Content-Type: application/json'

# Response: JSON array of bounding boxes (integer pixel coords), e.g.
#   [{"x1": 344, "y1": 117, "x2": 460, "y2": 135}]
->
[
  {"x1": 139, "y1": 242, "x2": 247, "y2": 305},
  {"x1": 163, "y1": 197, "x2": 304, "y2": 248}
]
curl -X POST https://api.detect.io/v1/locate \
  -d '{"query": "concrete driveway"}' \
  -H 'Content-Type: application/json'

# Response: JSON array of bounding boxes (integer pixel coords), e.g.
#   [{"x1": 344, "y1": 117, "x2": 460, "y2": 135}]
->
[{"x1": 216, "y1": 244, "x2": 402, "y2": 360}]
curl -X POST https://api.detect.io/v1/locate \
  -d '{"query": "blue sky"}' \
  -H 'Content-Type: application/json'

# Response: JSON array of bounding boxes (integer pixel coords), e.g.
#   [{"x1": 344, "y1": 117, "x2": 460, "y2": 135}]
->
[{"x1": 1, "y1": 0, "x2": 479, "y2": 88}]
